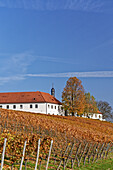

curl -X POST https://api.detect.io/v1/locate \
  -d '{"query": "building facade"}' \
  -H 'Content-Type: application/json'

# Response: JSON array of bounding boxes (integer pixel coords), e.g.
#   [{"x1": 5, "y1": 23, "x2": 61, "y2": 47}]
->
[
  {"x1": 0, "y1": 91, "x2": 63, "y2": 115},
  {"x1": 82, "y1": 111, "x2": 105, "y2": 121}
]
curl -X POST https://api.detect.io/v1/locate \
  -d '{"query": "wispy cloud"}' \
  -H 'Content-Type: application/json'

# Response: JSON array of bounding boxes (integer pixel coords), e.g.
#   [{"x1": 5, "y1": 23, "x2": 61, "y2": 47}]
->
[
  {"x1": 0, "y1": 51, "x2": 75, "y2": 76},
  {"x1": 0, "y1": 75, "x2": 25, "y2": 85},
  {"x1": 0, "y1": 51, "x2": 35, "y2": 74},
  {"x1": 64, "y1": 0, "x2": 104, "y2": 12},
  {"x1": 26, "y1": 71, "x2": 113, "y2": 78},
  {"x1": 36, "y1": 55, "x2": 76, "y2": 65},
  {"x1": 0, "y1": 51, "x2": 35, "y2": 85},
  {"x1": 0, "y1": 0, "x2": 111, "y2": 13},
  {"x1": 0, "y1": 51, "x2": 76, "y2": 85},
  {"x1": 0, "y1": 51, "x2": 113, "y2": 87},
  {"x1": 0, "y1": 70, "x2": 113, "y2": 86},
  {"x1": 95, "y1": 38, "x2": 113, "y2": 49}
]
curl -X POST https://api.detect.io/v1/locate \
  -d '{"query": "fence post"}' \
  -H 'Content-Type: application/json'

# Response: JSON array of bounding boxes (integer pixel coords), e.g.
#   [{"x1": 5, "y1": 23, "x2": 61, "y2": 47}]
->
[
  {"x1": 0, "y1": 138, "x2": 7, "y2": 170},
  {"x1": 35, "y1": 138, "x2": 40, "y2": 170},
  {"x1": 84, "y1": 143, "x2": 92, "y2": 165},
  {"x1": 72, "y1": 142, "x2": 81, "y2": 168},
  {"x1": 64, "y1": 142, "x2": 75, "y2": 169},
  {"x1": 88, "y1": 143, "x2": 96, "y2": 163},
  {"x1": 102, "y1": 143, "x2": 109, "y2": 159},
  {"x1": 19, "y1": 139, "x2": 27, "y2": 170},
  {"x1": 77, "y1": 143, "x2": 88, "y2": 167},
  {"x1": 46, "y1": 140, "x2": 53, "y2": 170},
  {"x1": 57, "y1": 143, "x2": 70, "y2": 170}
]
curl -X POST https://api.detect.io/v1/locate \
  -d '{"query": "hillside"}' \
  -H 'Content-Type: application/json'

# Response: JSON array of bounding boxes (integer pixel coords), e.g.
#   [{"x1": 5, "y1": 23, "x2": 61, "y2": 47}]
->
[{"x1": 0, "y1": 108, "x2": 113, "y2": 143}]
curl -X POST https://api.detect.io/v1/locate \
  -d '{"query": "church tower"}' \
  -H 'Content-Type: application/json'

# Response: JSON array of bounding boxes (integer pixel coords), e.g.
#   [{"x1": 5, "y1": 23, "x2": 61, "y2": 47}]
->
[{"x1": 51, "y1": 84, "x2": 55, "y2": 97}]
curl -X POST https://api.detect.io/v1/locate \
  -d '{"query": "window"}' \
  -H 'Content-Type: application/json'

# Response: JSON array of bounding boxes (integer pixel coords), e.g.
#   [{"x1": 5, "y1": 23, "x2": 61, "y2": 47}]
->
[
  {"x1": 48, "y1": 105, "x2": 50, "y2": 108},
  {"x1": 99, "y1": 115, "x2": 101, "y2": 119},
  {"x1": 6, "y1": 105, "x2": 9, "y2": 109},
  {"x1": 61, "y1": 107, "x2": 63, "y2": 111},
  {"x1": 95, "y1": 114, "x2": 97, "y2": 118},
  {"x1": 13, "y1": 105, "x2": 16, "y2": 109},
  {"x1": 20, "y1": 105, "x2": 23, "y2": 109},
  {"x1": 35, "y1": 104, "x2": 38, "y2": 108},
  {"x1": 51, "y1": 105, "x2": 53, "y2": 109},
  {"x1": 0, "y1": 105, "x2": 2, "y2": 108},
  {"x1": 30, "y1": 104, "x2": 32, "y2": 108},
  {"x1": 55, "y1": 106, "x2": 56, "y2": 109}
]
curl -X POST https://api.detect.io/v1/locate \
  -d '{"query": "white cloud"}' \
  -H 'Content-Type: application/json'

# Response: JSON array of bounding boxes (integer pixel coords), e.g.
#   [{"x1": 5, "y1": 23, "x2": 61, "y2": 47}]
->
[
  {"x1": 0, "y1": 70, "x2": 113, "y2": 86},
  {"x1": 26, "y1": 71, "x2": 113, "y2": 78},
  {"x1": 0, "y1": 0, "x2": 110, "y2": 13},
  {"x1": 36, "y1": 55, "x2": 75, "y2": 64},
  {"x1": 0, "y1": 75, "x2": 25, "y2": 85},
  {"x1": 64, "y1": 0, "x2": 104, "y2": 12},
  {"x1": 0, "y1": 51, "x2": 35, "y2": 85},
  {"x1": 0, "y1": 51, "x2": 35, "y2": 74}
]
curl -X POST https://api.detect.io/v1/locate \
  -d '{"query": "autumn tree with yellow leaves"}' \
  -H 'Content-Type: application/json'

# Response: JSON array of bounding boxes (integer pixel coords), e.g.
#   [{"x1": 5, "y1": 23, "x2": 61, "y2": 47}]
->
[
  {"x1": 84, "y1": 92, "x2": 98, "y2": 113},
  {"x1": 62, "y1": 77, "x2": 85, "y2": 116}
]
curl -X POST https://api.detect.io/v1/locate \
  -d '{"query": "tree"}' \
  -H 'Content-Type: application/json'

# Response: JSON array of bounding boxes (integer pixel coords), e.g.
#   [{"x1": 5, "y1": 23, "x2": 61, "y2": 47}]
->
[
  {"x1": 84, "y1": 92, "x2": 98, "y2": 113},
  {"x1": 97, "y1": 101, "x2": 113, "y2": 119},
  {"x1": 62, "y1": 77, "x2": 85, "y2": 116}
]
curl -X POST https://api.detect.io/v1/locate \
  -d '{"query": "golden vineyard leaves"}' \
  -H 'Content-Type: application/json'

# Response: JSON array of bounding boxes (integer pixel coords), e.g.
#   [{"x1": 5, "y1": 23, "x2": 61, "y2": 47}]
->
[
  {"x1": 0, "y1": 130, "x2": 52, "y2": 163},
  {"x1": 0, "y1": 108, "x2": 113, "y2": 143}
]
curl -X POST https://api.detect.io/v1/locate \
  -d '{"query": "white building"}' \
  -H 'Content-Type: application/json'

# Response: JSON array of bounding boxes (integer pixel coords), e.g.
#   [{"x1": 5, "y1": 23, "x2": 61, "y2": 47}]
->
[
  {"x1": 82, "y1": 111, "x2": 105, "y2": 121},
  {"x1": 0, "y1": 90, "x2": 63, "y2": 116}
]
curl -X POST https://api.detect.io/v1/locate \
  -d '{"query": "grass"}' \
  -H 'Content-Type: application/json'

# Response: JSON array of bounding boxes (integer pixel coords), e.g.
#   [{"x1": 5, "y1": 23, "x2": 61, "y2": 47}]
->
[
  {"x1": 1, "y1": 153, "x2": 113, "y2": 169},
  {"x1": 75, "y1": 153, "x2": 113, "y2": 170}
]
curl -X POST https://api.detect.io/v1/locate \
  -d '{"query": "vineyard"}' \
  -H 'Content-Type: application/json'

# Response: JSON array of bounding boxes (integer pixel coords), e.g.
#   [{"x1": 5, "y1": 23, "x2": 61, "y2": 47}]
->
[{"x1": 0, "y1": 108, "x2": 113, "y2": 169}]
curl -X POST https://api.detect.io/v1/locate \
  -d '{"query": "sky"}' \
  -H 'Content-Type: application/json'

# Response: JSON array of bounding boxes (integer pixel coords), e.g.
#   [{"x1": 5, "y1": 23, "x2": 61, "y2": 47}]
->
[{"x1": 0, "y1": 0, "x2": 113, "y2": 108}]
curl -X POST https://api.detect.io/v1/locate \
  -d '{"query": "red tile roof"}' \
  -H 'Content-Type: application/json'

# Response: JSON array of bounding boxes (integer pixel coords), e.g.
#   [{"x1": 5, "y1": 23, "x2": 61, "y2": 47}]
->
[
  {"x1": 97, "y1": 110, "x2": 103, "y2": 114},
  {"x1": 0, "y1": 91, "x2": 62, "y2": 105}
]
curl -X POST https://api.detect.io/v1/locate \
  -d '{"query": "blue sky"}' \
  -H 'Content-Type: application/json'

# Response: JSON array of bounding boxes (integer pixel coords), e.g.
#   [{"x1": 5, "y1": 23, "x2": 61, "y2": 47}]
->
[{"x1": 0, "y1": 0, "x2": 113, "y2": 108}]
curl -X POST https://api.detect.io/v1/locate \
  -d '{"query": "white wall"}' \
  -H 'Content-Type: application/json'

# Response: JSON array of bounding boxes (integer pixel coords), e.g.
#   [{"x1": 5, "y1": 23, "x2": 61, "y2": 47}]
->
[
  {"x1": 47, "y1": 103, "x2": 63, "y2": 115},
  {"x1": 0, "y1": 102, "x2": 63, "y2": 115},
  {"x1": 0, "y1": 103, "x2": 46, "y2": 114},
  {"x1": 82, "y1": 113, "x2": 105, "y2": 121}
]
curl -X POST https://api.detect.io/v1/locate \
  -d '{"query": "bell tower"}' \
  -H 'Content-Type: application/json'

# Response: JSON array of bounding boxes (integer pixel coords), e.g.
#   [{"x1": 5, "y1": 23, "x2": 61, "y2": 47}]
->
[{"x1": 51, "y1": 84, "x2": 55, "y2": 97}]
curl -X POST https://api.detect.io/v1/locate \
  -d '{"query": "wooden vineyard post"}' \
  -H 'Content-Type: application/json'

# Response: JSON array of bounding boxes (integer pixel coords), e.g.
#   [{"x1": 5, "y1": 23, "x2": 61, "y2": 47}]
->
[
  {"x1": 99, "y1": 143, "x2": 105, "y2": 159},
  {"x1": 46, "y1": 140, "x2": 53, "y2": 170},
  {"x1": 92, "y1": 143, "x2": 100, "y2": 162},
  {"x1": 0, "y1": 138, "x2": 7, "y2": 170},
  {"x1": 57, "y1": 143, "x2": 70, "y2": 170},
  {"x1": 24, "y1": 159, "x2": 27, "y2": 170},
  {"x1": 77, "y1": 143, "x2": 88, "y2": 167},
  {"x1": 35, "y1": 138, "x2": 40, "y2": 170},
  {"x1": 19, "y1": 139, "x2": 27, "y2": 170},
  {"x1": 106, "y1": 143, "x2": 111, "y2": 159},
  {"x1": 64, "y1": 142, "x2": 75, "y2": 169},
  {"x1": 88, "y1": 143, "x2": 96, "y2": 163},
  {"x1": 83, "y1": 143, "x2": 92, "y2": 165},
  {"x1": 102, "y1": 143, "x2": 110, "y2": 159},
  {"x1": 96, "y1": 143, "x2": 104, "y2": 162},
  {"x1": 72, "y1": 142, "x2": 81, "y2": 169},
  {"x1": 39, "y1": 157, "x2": 43, "y2": 170}
]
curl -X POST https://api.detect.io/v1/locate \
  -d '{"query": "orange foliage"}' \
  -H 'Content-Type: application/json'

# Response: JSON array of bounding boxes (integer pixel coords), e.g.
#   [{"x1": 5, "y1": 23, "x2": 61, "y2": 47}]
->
[
  {"x1": 62, "y1": 77, "x2": 85, "y2": 115},
  {"x1": 0, "y1": 108, "x2": 113, "y2": 144}
]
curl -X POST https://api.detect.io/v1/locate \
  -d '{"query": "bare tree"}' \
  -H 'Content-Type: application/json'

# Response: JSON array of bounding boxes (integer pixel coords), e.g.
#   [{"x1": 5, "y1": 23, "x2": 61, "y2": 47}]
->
[{"x1": 97, "y1": 101, "x2": 112, "y2": 119}]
